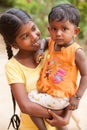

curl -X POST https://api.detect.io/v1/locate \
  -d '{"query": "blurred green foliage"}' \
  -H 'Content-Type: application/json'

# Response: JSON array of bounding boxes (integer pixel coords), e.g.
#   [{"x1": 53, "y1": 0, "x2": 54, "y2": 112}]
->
[
  {"x1": 0, "y1": 0, "x2": 87, "y2": 42},
  {"x1": 0, "y1": 0, "x2": 15, "y2": 7}
]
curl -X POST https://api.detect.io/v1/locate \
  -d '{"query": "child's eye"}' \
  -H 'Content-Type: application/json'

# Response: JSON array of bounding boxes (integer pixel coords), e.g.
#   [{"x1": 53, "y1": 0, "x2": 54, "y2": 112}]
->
[
  {"x1": 62, "y1": 27, "x2": 67, "y2": 31},
  {"x1": 51, "y1": 27, "x2": 57, "y2": 31}
]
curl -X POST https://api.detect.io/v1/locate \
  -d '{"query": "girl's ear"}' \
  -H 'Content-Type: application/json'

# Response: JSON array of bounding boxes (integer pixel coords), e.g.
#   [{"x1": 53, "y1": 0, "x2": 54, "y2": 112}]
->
[
  {"x1": 74, "y1": 27, "x2": 80, "y2": 38},
  {"x1": 11, "y1": 42, "x2": 19, "y2": 49}
]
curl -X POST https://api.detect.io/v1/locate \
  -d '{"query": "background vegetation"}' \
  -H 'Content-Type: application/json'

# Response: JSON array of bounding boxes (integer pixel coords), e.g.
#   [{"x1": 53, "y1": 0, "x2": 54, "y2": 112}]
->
[{"x1": 0, "y1": 0, "x2": 87, "y2": 46}]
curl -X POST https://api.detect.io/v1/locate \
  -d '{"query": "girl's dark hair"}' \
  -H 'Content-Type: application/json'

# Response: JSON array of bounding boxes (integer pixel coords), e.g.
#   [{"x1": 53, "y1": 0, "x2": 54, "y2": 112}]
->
[
  {"x1": 48, "y1": 3, "x2": 80, "y2": 26},
  {"x1": 0, "y1": 8, "x2": 32, "y2": 59}
]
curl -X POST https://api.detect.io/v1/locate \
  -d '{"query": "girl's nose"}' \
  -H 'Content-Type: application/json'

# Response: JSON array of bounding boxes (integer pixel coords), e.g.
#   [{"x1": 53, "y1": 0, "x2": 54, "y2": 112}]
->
[
  {"x1": 36, "y1": 28, "x2": 40, "y2": 36},
  {"x1": 31, "y1": 28, "x2": 40, "y2": 42}
]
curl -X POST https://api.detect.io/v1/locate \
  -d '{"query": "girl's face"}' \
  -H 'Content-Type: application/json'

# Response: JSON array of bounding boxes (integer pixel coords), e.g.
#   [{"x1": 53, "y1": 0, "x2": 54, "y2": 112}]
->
[
  {"x1": 48, "y1": 20, "x2": 80, "y2": 46},
  {"x1": 15, "y1": 21, "x2": 40, "y2": 52}
]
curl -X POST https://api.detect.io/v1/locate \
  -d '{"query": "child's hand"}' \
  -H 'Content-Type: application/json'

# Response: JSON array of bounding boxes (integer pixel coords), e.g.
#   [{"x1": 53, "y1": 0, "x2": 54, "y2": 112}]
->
[
  {"x1": 34, "y1": 39, "x2": 47, "y2": 64},
  {"x1": 34, "y1": 49, "x2": 44, "y2": 64},
  {"x1": 68, "y1": 95, "x2": 80, "y2": 110}
]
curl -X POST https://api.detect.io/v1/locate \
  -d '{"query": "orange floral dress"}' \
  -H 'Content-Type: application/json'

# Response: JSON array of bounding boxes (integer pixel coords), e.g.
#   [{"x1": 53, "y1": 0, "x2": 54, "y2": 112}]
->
[{"x1": 37, "y1": 38, "x2": 81, "y2": 98}]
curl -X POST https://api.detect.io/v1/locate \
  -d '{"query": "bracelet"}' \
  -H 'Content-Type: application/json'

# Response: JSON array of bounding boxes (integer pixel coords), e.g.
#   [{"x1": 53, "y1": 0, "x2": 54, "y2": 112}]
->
[
  {"x1": 74, "y1": 94, "x2": 81, "y2": 100},
  {"x1": 40, "y1": 48, "x2": 44, "y2": 51}
]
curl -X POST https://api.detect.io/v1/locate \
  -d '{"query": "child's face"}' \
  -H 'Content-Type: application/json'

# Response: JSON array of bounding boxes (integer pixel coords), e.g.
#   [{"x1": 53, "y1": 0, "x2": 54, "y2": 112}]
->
[
  {"x1": 14, "y1": 21, "x2": 40, "y2": 52},
  {"x1": 48, "y1": 20, "x2": 80, "y2": 46}
]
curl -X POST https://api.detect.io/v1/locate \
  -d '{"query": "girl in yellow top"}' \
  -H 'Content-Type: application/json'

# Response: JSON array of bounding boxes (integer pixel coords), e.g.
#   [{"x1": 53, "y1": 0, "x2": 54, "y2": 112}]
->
[
  {"x1": 28, "y1": 3, "x2": 87, "y2": 130},
  {"x1": 0, "y1": 8, "x2": 68, "y2": 130}
]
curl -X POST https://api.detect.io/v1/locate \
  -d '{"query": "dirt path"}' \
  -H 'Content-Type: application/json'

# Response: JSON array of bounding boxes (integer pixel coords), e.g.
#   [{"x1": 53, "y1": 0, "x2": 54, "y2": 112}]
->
[{"x1": 0, "y1": 35, "x2": 87, "y2": 130}]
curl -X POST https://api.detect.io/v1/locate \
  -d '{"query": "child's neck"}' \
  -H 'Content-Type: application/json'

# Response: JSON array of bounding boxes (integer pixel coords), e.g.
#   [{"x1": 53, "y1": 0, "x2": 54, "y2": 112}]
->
[{"x1": 54, "y1": 39, "x2": 74, "y2": 51}]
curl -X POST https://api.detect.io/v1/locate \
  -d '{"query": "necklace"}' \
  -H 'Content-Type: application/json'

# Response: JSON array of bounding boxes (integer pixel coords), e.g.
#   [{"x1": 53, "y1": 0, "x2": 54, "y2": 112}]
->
[{"x1": 54, "y1": 39, "x2": 74, "y2": 51}]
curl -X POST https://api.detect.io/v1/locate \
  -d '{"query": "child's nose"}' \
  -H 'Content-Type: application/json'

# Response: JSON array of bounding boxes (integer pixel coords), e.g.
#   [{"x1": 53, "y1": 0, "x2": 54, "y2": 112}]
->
[{"x1": 57, "y1": 30, "x2": 62, "y2": 36}]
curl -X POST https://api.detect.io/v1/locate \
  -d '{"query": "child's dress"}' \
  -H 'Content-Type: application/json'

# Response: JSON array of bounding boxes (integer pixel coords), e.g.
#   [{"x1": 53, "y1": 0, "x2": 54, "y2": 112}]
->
[{"x1": 28, "y1": 38, "x2": 81, "y2": 110}]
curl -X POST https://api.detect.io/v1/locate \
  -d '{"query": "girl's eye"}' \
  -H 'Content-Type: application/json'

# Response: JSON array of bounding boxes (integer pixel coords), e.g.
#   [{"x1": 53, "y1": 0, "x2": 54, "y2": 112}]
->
[
  {"x1": 32, "y1": 25, "x2": 36, "y2": 31},
  {"x1": 22, "y1": 34, "x2": 28, "y2": 39}
]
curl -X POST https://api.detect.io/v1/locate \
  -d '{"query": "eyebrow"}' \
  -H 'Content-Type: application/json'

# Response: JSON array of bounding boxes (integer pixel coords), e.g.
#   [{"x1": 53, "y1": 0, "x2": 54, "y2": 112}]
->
[
  {"x1": 18, "y1": 23, "x2": 35, "y2": 38},
  {"x1": 18, "y1": 32, "x2": 28, "y2": 39}
]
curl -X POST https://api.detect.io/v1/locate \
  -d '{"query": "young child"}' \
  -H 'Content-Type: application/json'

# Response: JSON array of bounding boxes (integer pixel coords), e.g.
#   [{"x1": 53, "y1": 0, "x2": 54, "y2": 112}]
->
[
  {"x1": 28, "y1": 3, "x2": 87, "y2": 130},
  {"x1": 0, "y1": 8, "x2": 68, "y2": 130}
]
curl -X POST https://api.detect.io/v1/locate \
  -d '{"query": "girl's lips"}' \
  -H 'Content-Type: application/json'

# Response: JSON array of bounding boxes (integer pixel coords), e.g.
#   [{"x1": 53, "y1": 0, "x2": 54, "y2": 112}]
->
[
  {"x1": 32, "y1": 38, "x2": 41, "y2": 45},
  {"x1": 32, "y1": 41, "x2": 40, "y2": 48}
]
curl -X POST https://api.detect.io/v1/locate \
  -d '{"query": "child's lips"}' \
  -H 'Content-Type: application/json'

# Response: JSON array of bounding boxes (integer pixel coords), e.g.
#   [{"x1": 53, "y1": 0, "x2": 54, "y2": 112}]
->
[
  {"x1": 56, "y1": 39, "x2": 64, "y2": 43},
  {"x1": 56, "y1": 38, "x2": 63, "y2": 41}
]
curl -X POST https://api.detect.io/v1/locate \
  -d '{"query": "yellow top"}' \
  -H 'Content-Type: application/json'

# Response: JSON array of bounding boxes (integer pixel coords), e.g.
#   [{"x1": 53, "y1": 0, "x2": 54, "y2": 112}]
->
[
  {"x1": 5, "y1": 51, "x2": 56, "y2": 130},
  {"x1": 37, "y1": 38, "x2": 81, "y2": 98}
]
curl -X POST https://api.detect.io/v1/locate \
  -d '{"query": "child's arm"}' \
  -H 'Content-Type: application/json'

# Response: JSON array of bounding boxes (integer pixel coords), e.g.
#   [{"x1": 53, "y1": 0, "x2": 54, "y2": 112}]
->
[
  {"x1": 69, "y1": 48, "x2": 87, "y2": 110},
  {"x1": 34, "y1": 37, "x2": 50, "y2": 63}
]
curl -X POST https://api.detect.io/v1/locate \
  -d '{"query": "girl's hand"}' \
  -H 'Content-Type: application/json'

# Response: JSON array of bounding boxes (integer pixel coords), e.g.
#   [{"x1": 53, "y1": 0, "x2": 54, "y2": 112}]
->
[{"x1": 45, "y1": 109, "x2": 68, "y2": 127}]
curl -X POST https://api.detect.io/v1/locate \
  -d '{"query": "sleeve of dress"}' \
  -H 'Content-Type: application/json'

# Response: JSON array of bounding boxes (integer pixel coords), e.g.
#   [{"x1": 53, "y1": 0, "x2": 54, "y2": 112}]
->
[{"x1": 5, "y1": 60, "x2": 24, "y2": 85}]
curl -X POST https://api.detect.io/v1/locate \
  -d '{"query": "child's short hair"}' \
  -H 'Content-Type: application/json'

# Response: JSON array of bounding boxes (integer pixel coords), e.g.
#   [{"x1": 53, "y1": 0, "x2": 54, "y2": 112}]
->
[{"x1": 48, "y1": 3, "x2": 80, "y2": 26}]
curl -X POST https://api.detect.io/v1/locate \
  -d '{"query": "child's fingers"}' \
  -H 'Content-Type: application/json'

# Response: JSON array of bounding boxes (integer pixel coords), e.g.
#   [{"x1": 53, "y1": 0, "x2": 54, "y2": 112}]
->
[{"x1": 37, "y1": 54, "x2": 44, "y2": 63}]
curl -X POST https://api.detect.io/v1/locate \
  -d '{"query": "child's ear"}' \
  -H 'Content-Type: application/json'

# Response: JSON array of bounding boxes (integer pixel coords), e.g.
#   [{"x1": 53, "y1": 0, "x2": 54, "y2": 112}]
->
[
  {"x1": 74, "y1": 27, "x2": 80, "y2": 38},
  {"x1": 48, "y1": 26, "x2": 50, "y2": 32}
]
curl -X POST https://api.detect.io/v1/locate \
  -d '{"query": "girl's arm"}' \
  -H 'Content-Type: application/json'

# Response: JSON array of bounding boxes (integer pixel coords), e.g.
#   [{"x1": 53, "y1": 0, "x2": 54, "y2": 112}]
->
[
  {"x1": 11, "y1": 83, "x2": 69, "y2": 127},
  {"x1": 10, "y1": 83, "x2": 51, "y2": 118}
]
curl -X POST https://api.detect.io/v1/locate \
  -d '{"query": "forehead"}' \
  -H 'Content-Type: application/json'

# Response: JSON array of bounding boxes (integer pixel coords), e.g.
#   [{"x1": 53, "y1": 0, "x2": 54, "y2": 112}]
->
[
  {"x1": 49, "y1": 20, "x2": 74, "y2": 27},
  {"x1": 17, "y1": 21, "x2": 35, "y2": 36}
]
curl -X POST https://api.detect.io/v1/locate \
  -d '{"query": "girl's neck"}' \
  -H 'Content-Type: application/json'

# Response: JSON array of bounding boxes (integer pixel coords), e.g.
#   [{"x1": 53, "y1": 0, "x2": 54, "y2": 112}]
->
[{"x1": 14, "y1": 50, "x2": 38, "y2": 68}]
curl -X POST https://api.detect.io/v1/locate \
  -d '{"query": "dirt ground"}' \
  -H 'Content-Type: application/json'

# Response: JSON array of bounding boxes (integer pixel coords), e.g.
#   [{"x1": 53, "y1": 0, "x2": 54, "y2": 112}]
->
[{"x1": 0, "y1": 35, "x2": 87, "y2": 130}]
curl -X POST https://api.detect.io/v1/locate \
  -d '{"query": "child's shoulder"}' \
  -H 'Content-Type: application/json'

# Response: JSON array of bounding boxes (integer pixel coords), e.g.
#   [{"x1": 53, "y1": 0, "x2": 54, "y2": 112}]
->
[{"x1": 72, "y1": 42, "x2": 82, "y2": 50}]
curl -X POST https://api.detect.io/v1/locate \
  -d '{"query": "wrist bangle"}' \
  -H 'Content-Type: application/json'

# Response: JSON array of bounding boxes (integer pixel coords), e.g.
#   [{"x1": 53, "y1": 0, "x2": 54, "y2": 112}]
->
[
  {"x1": 74, "y1": 94, "x2": 81, "y2": 100},
  {"x1": 40, "y1": 48, "x2": 44, "y2": 50}
]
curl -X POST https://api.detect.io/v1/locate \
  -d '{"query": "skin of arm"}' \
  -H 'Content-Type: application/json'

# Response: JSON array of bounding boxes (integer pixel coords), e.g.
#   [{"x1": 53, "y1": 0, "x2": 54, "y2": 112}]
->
[
  {"x1": 69, "y1": 48, "x2": 87, "y2": 110},
  {"x1": 35, "y1": 37, "x2": 50, "y2": 63},
  {"x1": 11, "y1": 82, "x2": 71, "y2": 127},
  {"x1": 40, "y1": 37, "x2": 50, "y2": 50},
  {"x1": 46, "y1": 108, "x2": 72, "y2": 126},
  {"x1": 10, "y1": 83, "x2": 51, "y2": 119},
  {"x1": 45, "y1": 48, "x2": 87, "y2": 126}
]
